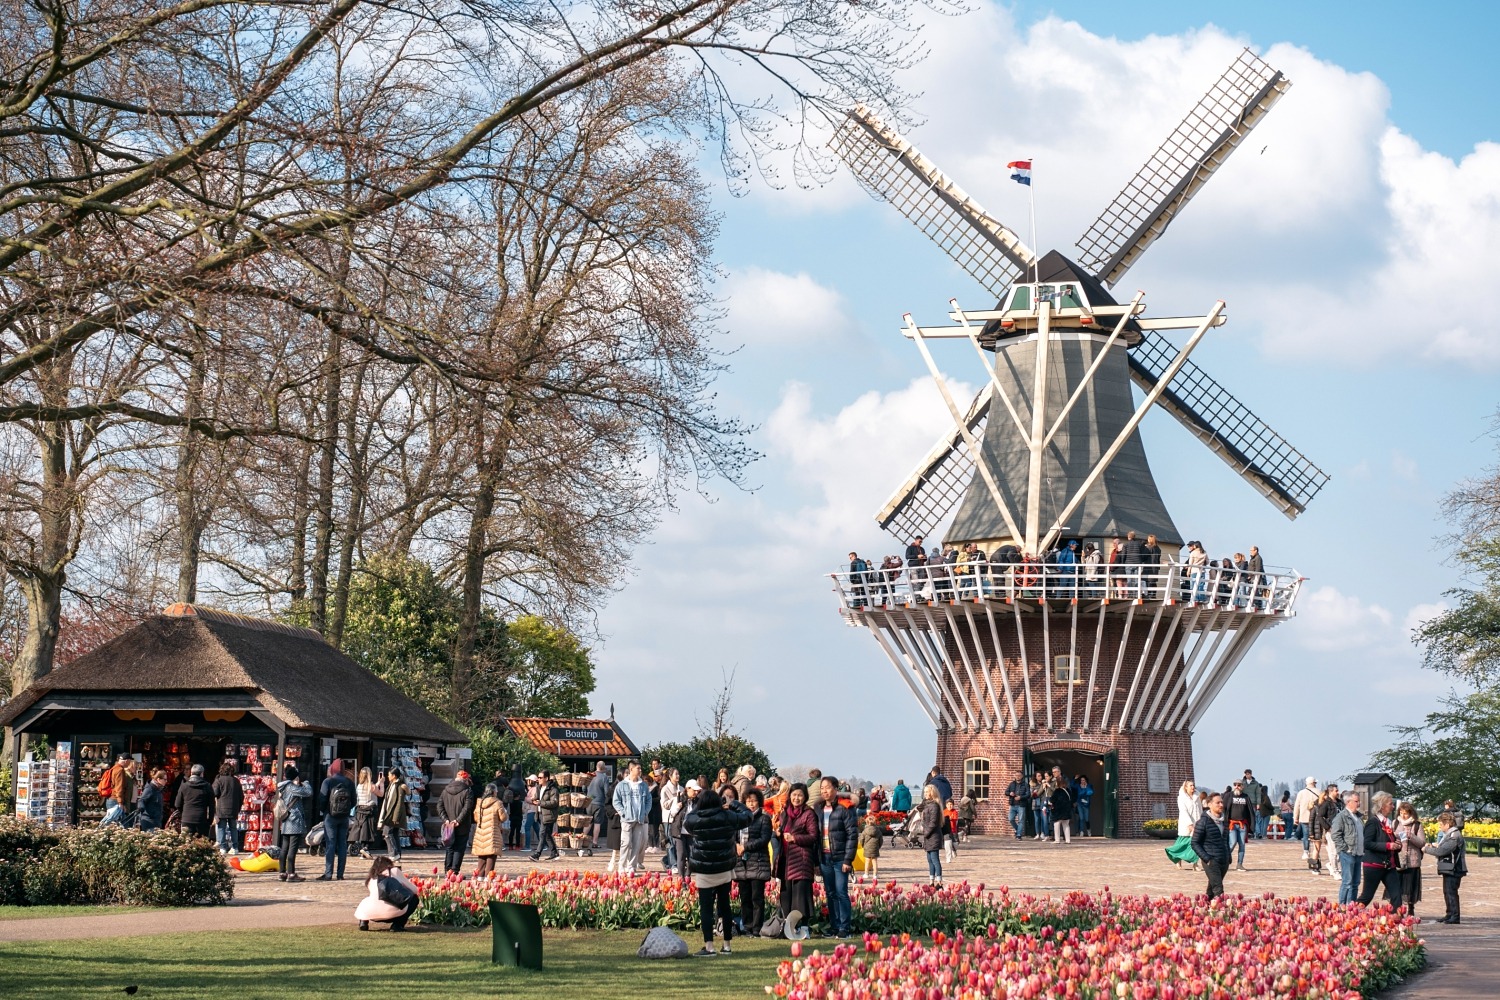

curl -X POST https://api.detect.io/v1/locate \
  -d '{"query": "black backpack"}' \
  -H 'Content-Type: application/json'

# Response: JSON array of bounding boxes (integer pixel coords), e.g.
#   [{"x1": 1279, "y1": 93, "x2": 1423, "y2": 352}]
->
[{"x1": 329, "y1": 780, "x2": 354, "y2": 817}]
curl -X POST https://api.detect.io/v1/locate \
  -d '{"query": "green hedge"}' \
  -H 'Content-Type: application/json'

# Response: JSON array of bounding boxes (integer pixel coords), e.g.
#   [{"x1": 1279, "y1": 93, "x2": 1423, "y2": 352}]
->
[{"x1": 0, "y1": 817, "x2": 234, "y2": 907}]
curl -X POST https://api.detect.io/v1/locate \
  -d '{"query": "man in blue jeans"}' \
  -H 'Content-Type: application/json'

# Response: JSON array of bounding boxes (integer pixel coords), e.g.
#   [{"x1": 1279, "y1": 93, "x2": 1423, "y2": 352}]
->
[
  {"x1": 816, "y1": 775, "x2": 858, "y2": 938},
  {"x1": 317, "y1": 760, "x2": 357, "y2": 880},
  {"x1": 1222, "y1": 780, "x2": 1255, "y2": 870},
  {"x1": 1328, "y1": 791, "x2": 1365, "y2": 904},
  {"x1": 1004, "y1": 776, "x2": 1030, "y2": 840}
]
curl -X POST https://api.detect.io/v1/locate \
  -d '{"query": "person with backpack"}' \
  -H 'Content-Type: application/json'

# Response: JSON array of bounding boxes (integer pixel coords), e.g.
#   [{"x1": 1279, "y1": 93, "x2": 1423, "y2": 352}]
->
[
  {"x1": 318, "y1": 759, "x2": 358, "y2": 880},
  {"x1": 211, "y1": 760, "x2": 244, "y2": 856},
  {"x1": 99, "y1": 755, "x2": 137, "y2": 826},
  {"x1": 276, "y1": 764, "x2": 313, "y2": 881}
]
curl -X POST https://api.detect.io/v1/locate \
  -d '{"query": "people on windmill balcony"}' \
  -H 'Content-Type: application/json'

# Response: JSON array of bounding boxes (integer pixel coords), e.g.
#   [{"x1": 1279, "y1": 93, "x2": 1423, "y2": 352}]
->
[
  {"x1": 1143, "y1": 534, "x2": 1162, "y2": 598},
  {"x1": 1106, "y1": 537, "x2": 1126, "y2": 599},
  {"x1": 1081, "y1": 542, "x2": 1102, "y2": 597},
  {"x1": 1186, "y1": 541, "x2": 1209, "y2": 603},
  {"x1": 1247, "y1": 545, "x2": 1267, "y2": 610},
  {"x1": 1051, "y1": 540, "x2": 1079, "y2": 598},
  {"x1": 905, "y1": 535, "x2": 926, "y2": 595},
  {"x1": 847, "y1": 551, "x2": 870, "y2": 608},
  {"x1": 880, "y1": 555, "x2": 903, "y2": 601},
  {"x1": 1121, "y1": 530, "x2": 1146, "y2": 597}
]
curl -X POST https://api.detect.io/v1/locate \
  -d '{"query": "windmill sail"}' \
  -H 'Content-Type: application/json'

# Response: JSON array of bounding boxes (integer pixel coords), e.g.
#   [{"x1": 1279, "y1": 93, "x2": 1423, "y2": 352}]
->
[
  {"x1": 1075, "y1": 49, "x2": 1290, "y2": 287},
  {"x1": 1127, "y1": 331, "x2": 1329, "y2": 518},
  {"x1": 831, "y1": 107, "x2": 1036, "y2": 298},
  {"x1": 876, "y1": 385, "x2": 992, "y2": 540}
]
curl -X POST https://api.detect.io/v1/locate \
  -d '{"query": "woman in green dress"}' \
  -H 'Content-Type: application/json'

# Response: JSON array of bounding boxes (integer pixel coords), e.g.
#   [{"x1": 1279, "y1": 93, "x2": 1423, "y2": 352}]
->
[{"x1": 1166, "y1": 779, "x2": 1202, "y2": 869}]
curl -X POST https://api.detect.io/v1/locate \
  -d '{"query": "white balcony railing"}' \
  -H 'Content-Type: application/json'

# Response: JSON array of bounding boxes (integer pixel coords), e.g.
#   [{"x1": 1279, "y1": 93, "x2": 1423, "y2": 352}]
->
[{"x1": 829, "y1": 560, "x2": 1303, "y2": 616}]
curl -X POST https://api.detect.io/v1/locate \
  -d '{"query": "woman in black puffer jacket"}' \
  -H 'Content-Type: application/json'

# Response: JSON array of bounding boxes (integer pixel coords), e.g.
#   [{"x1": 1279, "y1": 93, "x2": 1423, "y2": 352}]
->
[
  {"x1": 685, "y1": 788, "x2": 750, "y2": 956},
  {"x1": 732, "y1": 789, "x2": 774, "y2": 936}
]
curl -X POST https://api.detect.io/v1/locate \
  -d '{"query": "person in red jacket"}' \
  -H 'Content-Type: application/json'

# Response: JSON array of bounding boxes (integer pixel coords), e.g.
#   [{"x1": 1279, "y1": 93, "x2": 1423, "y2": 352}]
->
[{"x1": 775, "y1": 783, "x2": 818, "y2": 938}]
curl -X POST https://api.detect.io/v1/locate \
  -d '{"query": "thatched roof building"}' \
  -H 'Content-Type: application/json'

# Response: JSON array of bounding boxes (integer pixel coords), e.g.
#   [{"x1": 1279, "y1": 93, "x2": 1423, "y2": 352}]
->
[{"x1": 1, "y1": 604, "x2": 464, "y2": 744}]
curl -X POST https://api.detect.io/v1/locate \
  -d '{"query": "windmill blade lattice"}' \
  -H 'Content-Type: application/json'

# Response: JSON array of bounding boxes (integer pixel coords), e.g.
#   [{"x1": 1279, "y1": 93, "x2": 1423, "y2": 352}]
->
[
  {"x1": 1076, "y1": 49, "x2": 1290, "y2": 287},
  {"x1": 831, "y1": 107, "x2": 1036, "y2": 299},
  {"x1": 1127, "y1": 330, "x2": 1328, "y2": 517},
  {"x1": 876, "y1": 386, "x2": 992, "y2": 541}
]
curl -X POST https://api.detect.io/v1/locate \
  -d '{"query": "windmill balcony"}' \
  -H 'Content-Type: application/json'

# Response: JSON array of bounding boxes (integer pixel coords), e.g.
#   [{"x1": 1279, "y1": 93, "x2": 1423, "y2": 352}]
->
[{"x1": 829, "y1": 562, "x2": 1304, "y2": 621}]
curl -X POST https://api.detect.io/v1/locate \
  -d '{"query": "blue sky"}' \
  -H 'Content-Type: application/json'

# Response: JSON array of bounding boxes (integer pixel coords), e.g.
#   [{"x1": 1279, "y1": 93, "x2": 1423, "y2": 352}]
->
[{"x1": 591, "y1": 3, "x2": 1500, "y2": 794}]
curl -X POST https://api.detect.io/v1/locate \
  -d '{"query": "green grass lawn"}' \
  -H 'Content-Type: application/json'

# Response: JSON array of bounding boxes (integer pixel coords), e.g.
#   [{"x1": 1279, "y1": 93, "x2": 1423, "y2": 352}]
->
[
  {"x1": 0, "y1": 905, "x2": 175, "y2": 921},
  {"x1": 0, "y1": 925, "x2": 794, "y2": 999}
]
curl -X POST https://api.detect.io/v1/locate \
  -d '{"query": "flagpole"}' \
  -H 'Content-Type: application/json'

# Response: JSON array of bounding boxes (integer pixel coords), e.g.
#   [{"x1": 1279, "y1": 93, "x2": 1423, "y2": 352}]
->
[{"x1": 1028, "y1": 158, "x2": 1037, "y2": 285}]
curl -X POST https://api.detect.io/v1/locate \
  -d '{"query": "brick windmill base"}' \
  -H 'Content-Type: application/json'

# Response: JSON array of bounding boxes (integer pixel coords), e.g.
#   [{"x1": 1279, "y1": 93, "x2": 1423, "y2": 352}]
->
[{"x1": 835, "y1": 570, "x2": 1297, "y2": 837}]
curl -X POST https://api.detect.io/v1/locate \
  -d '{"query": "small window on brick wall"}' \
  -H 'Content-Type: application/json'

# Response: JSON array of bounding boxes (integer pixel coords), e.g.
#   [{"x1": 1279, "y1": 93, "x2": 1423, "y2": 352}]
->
[
  {"x1": 963, "y1": 757, "x2": 991, "y2": 801},
  {"x1": 1053, "y1": 654, "x2": 1081, "y2": 684}
]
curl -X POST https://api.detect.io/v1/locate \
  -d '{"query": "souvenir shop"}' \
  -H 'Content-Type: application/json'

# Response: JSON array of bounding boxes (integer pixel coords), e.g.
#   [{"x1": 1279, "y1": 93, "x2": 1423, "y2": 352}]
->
[{"x1": 2, "y1": 604, "x2": 466, "y2": 851}]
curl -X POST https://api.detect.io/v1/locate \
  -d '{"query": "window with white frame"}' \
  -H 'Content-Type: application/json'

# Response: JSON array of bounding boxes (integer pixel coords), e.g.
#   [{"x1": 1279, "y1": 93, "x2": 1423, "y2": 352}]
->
[
  {"x1": 1054, "y1": 654, "x2": 1082, "y2": 684},
  {"x1": 963, "y1": 757, "x2": 991, "y2": 801}
]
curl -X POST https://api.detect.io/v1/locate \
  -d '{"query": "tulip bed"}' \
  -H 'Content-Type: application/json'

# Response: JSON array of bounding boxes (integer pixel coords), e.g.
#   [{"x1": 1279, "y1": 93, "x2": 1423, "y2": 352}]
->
[
  {"x1": 411, "y1": 870, "x2": 1105, "y2": 937},
  {"x1": 770, "y1": 894, "x2": 1425, "y2": 1000}
]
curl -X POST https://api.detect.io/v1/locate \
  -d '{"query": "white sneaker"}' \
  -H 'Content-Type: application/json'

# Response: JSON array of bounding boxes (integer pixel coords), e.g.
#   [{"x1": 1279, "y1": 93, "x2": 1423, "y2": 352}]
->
[{"x1": 1301, "y1": 850, "x2": 1308, "y2": 860}]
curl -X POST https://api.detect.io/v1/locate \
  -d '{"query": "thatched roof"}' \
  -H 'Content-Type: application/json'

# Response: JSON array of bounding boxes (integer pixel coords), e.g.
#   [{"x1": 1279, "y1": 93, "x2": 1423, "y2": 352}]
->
[{"x1": 0, "y1": 604, "x2": 466, "y2": 744}]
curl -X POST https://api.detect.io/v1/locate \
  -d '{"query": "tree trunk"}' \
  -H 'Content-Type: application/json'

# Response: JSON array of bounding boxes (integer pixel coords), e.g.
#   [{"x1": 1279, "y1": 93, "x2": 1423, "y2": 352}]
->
[
  {"x1": 288, "y1": 441, "x2": 312, "y2": 603},
  {"x1": 173, "y1": 348, "x2": 207, "y2": 604},
  {"x1": 328, "y1": 359, "x2": 371, "y2": 648},
  {"x1": 308, "y1": 329, "x2": 341, "y2": 633},
  {"x1": 452, "y1": 402, "x2": 515, "y2": 724},
  {"x1": 8, "y1": 416, "x2": 73, "y2": 695}
]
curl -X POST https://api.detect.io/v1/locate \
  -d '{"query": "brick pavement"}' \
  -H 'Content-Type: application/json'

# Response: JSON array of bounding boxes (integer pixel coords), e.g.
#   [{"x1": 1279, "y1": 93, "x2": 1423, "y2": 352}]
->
[{"x1": 1, "y1": 835, "x2": 1493, "y2": 996}]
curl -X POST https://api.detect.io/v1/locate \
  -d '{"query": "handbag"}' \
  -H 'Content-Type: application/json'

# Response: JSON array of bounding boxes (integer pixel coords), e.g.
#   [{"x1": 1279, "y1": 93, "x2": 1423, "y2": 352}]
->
[
  {"x1": 378, "y1": 875, "x2": 417, "y2": 909},
  {"x1": 441, "y1": 820, "x2": 457, "y2": 846}
]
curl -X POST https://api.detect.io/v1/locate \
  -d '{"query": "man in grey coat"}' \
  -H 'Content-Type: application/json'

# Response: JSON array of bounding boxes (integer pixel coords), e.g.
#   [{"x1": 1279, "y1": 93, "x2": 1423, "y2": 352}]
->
[{"x1": 1328, "y1": 791, "x2": 1364, "y2": 904}]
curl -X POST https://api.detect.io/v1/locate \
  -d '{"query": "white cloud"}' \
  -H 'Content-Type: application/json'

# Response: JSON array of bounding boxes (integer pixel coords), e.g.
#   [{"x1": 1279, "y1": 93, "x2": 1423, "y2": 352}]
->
[
  {"x1": 739, "y1": 4, "x2": 1500, "y2": 368},
  {"x1": 723, "y1": 267, "x2": 851, "y2": 345},
  {"x1": 1294, "y1": 584, "x2": 1395, "y2": 652},
  {"x1": 1402, "y1": 601, "x2": 1448, "y2": 634}
]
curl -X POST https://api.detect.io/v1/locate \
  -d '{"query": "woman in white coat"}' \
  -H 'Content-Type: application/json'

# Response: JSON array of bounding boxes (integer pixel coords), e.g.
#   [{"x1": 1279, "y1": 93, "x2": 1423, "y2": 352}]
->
[
  {"x1": 355, "y1": 856, "x2": 420, "y2": 931},
  {"x1": 1166, "y1": 780, "x2": 1202, "y2": 870}
]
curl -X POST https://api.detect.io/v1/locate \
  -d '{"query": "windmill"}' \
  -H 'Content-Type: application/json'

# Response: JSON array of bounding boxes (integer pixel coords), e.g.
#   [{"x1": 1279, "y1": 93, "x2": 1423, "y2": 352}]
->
[{"x1": 826, "y1": 49, "x2": 1325, "y2": 837}]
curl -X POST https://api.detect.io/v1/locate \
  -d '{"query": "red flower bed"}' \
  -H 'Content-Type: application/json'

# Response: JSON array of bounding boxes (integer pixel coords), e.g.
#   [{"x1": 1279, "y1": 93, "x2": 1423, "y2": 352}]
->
[{"x1": 768, "y1": 893, "x2": 1425, "y2": 999}]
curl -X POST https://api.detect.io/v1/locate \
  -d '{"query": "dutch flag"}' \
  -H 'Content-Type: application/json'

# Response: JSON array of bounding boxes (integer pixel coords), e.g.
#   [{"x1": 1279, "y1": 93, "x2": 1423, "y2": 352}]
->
[{"x1": 1008, "y1": 160, "x2": 1032, "y2": 186}]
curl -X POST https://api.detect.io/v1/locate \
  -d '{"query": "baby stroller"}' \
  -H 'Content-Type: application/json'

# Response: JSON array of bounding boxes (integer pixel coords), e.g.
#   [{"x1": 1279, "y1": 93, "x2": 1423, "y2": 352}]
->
[{"x1": 896, "y1": 806, "x2": 925, "y2": 849}]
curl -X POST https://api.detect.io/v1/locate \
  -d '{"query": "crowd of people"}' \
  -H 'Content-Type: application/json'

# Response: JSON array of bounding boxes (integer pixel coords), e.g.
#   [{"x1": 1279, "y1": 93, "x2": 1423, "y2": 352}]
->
[
  {"x1": 1166, "y1": 769, "x2": 1469, "y2": 923},
  {"x1": 1000, "y1": 767, "x2": 1095, "y2": 842},
  {"x1": 103, "y1": 749, "x2": 1472, "y2": 936},
  {"x1": 400, "y1": 760, "x2": 975, "y2": 949},
  {"x1": 845, "y1": 532, "x2": 1273, "y2": 609}
]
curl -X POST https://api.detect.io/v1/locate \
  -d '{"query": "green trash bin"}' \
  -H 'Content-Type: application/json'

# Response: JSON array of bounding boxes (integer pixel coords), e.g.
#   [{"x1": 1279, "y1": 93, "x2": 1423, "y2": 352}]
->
[{"x1": 488, "y1": 900, "x2": 543, "y2": 970}]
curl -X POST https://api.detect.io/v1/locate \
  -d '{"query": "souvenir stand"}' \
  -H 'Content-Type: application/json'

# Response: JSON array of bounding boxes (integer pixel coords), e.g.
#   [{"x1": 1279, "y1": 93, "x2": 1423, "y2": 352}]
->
[
  {"x1": 75, "y1": 741, "x2": 114, "y2": 824},
  {"x1": 15, "y1": 743, "x2": 73, "y2": 828},
  {"x1": 2, "y1": 604, "x2": 467, "y2": 829},
  {"x1": 498, "y1": 716, "x2": 641, "y2": 853}
]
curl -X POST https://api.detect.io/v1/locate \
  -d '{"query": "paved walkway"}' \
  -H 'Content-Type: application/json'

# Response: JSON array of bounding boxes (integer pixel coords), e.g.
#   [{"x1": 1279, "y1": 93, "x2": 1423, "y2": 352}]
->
[{"x1": 1, "y1": 836, "x2": 1493, "y2": 996}]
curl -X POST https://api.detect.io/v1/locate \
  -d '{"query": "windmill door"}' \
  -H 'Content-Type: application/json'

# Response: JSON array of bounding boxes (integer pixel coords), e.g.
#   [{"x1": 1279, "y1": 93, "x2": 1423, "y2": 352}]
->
[
  {"x1": 1021, "y1": 748, "x2": 1035, "y2": 837},
  {"x1": 1102, "y1": 750, "x2": 1119, "y2": 839}
]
